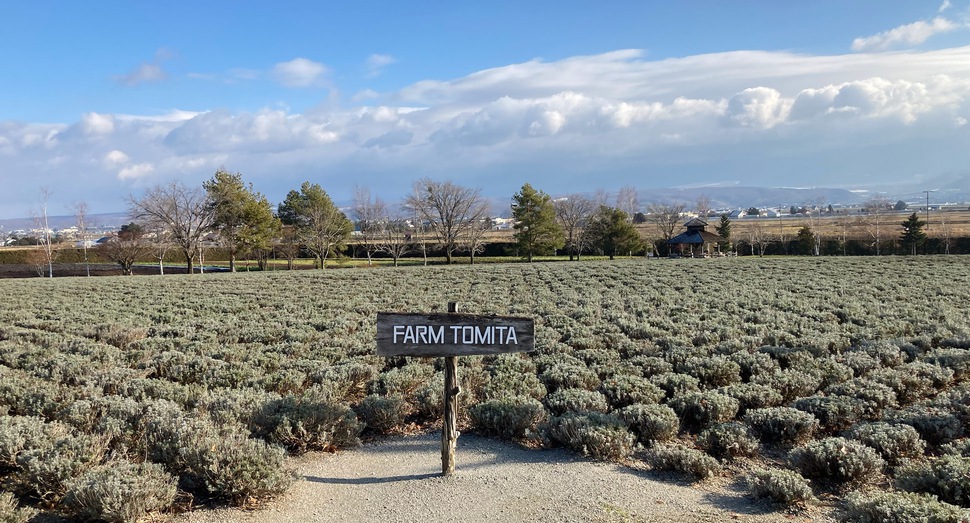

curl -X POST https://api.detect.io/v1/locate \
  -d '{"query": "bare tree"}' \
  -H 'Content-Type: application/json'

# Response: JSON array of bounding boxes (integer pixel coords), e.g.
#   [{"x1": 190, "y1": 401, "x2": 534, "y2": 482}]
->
[
  {"x1": 940, "y1": 211, "x2": 952, "y2": 255},
  {"x1": 33, "y1": 188, "x2": 56, "y2": 278},
  {"x1": 646, "y1": 202, "x2": 686, "y2": 242},
  {"x1": 459, "y1": 216, "x2": 492, "y2": 264},
  {"x1": 592, "y1": 188, "x2": 609, "y2": 207},
  {"x1": 695, "y1": 196, "x2": 712, "y2": 219},
  {"x1": 351, "y1": 186, "x2": 387, "y2": 266},
  {"x1": 375, "y1": 218, "x2": 413, "y2": 266},
  {"x1": 98, "y1": 223, "x2": 151, "y2": 275},
  {"x1": 615, "y1": 185, "x2": 639, "y2": 221},
  {"x1": 275, "y1": 224, "x2": 302, "y2": 270},
  {"x1": 748, "y1": 221, "x2": 771, "y2": 256},
  {"x1": 73, "y1": 201, "x2": 91, "y2": 277},
  {"x1": 862, "y1": 196, "x2": 892, "y2": 255},
  {"x1": 127, "y1": 182, "x2": 214, "y2": 274},
  {"x1": 147, "y1": 224, "x2": 172, "y2": 275},
  {"x1": 804, "y1": 199, "x2": 826, "y2": 255},
  {"x1": 554, "y1": 194, "x2": 595, "y2": 261},
  {"x1": 403, "y1": 179, "x2": 489, "y2": 264}
]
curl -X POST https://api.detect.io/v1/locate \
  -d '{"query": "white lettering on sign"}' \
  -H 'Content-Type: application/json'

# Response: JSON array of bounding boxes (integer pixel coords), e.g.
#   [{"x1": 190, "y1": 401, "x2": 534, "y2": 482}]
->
[
  {"x1": 393, "y1": 325, "x2": 446, "y2": 345},
  {"x1": 392, "y1": 324, "x2": 519, "y2": 345}
]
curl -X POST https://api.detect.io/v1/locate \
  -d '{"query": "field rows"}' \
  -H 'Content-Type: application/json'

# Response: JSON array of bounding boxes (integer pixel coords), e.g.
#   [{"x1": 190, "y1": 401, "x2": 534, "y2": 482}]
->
[{"x1": 1, "y1": 257, "x2": 969, "y2": 521}]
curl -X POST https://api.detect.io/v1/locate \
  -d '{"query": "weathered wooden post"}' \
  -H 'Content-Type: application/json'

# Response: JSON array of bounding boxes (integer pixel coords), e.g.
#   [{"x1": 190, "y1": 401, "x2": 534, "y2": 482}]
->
[
  {"x1": 442, "y1": 303, "x2": 460, "y2": 475},
  {"x1": 376, "y1": 303, "x2": 534, "y2": 476}
]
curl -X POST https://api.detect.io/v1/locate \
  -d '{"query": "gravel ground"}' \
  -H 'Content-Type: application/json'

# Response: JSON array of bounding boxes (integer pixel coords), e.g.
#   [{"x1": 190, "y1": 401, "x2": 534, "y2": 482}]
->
[{"x1": 177, "y1": 432, "x2": 836, "y2": 523}]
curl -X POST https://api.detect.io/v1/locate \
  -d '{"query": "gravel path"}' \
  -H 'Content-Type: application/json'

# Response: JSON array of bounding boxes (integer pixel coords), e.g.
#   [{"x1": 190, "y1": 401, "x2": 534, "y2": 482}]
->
[{"x1": 178, "y1": 432, "x2": 835, "y2": 523}]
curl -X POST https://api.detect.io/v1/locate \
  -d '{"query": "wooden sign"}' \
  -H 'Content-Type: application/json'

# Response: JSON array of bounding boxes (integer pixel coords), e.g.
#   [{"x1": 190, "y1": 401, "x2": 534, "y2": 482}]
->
[{"x1": 376, "y1": 312, "x2": 534, "y2": 357}]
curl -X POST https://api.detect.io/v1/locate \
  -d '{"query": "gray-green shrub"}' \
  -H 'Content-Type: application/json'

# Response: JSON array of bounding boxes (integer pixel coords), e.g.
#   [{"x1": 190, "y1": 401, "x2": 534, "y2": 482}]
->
[
  {"x1": 676, "y1": 356, "x2": 742, "y2": 388},
  {"x1": 258, "y1": 395, "x2": 362, "y2": 453},
  {"x1": 179, "y1": 432, "x2": 294, "y2": 504},
  {"x1": 649, "y1": 372, "x2": 700, "y2": 399},
  {"x1": 647, "y1": 444, "x2": 720, "y2": 480},
  {"x1": 599, "y1": 374, "x2": 664, "y2": 408},
  {"x1": 64, "y1": 461, "x2": 177, "y2": 522},
  {"x1": 826, "y1": 378, "x2": 898, "y2": 418},
  {"x1": 0, "y1": 415, "x2": 71, "y2": 469},
  {"x1": 371, "y1": 363, "x2": 434, "y2": 397},
  {"x1": 0, "y1": 492, "x2": 37, "y2": 523},
  {"x1": 890, "y1": 405, "x2": 964, "y2": 446},
  {"x1": 869, "y1": 363, "x2": 955, "y2": 405},
  {"x1": 942, "y1": 439, "x2": 970, "y2": 457},
  {"x1": 847, "y1": 422, "x2": 926, "y2": 465},
  {"x1": 896, "y1": 455, "x2": 970, "y2": 508},
  {"x1": 843, "y1": 490, "x2": 968, "y2": 523},
  {"x1": 791, "y1": 395, "x2": 865, "y2": 432},
  {"x1": 547, "y1": 412, "x2": 636, "y2": 461},
  {"x1": 716, "y1": 383, "x2": 784, "y2": 414},
  {"x1": 10, "y1": 432, "x2": 106, "y2": 505},
  {"x1": 666, "y1": 391, "x2": 739, "y2": 431},
  {"x1": 745, "y1": 407, "x2": 818, "y2": 444},
  {"x1": 539, "y1": 363, "x2": 601, "y2": 392},
  {"x1": 617, "y1": 403, "x2": 679, "y2": 445},
  {"x1": 746, "y1": 467, "x2": 814, "y2": 507},
  {"x1": 698, "y1": 422, "x2": 759, "y2": 460},
  {"x1": 469, "y1": 396, "x2": 548, "y2": 439},
  {"x1": 544, "y1": 388, "x2": 609, "y2": 416},
  {"x1": 789, "y1": 437, "x2": 884, "y2": 484},
  {"x1": 751, "y1": 369, "x2": 823, "y2": 403},
  {"x1": 355, "y1": 394, "x2": 408, "y2": 434}
]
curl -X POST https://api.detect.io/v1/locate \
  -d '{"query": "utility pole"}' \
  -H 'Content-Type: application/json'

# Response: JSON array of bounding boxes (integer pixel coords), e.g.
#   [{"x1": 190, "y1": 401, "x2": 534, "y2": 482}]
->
[{"x1": 923, "y1": 190, "x2": 931, "y2": 232}]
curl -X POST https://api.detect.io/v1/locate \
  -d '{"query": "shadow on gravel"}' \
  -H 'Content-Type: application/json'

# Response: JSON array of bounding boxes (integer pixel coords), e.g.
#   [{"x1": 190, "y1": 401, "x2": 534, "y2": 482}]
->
[{"x1": 305, "y1": 473, "x2": 439, "y2": 485}]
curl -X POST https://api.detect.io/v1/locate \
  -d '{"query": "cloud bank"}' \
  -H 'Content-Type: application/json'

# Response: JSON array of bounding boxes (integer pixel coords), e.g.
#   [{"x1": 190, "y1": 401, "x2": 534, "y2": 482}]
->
[{"x1": 2, "y1": 47, "x2": 970, "y2": 217}]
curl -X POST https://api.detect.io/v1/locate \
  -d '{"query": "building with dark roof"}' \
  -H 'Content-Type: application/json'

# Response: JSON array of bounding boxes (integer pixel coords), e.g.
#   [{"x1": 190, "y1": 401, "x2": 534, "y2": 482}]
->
[{"x1": 666, "y1": 218, "x2": 726, "y2": 257}]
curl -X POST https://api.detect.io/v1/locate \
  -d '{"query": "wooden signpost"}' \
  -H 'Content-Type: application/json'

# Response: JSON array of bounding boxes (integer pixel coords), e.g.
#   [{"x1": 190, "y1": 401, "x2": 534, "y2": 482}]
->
[{"x1": 376, "y1": 303, "x2": 534, "y2": 475}]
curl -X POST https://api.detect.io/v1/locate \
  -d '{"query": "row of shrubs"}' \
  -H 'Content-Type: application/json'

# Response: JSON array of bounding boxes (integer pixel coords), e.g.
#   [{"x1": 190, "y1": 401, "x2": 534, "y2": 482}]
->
[{"x1": 3, "y1": 259, "x2": 970, "y2": 521}]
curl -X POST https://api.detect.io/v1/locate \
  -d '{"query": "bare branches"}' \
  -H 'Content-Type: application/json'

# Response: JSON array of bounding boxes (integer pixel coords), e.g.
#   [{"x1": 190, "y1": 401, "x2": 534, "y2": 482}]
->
[
  {"x1": 615, "y1": 186, "x2": 639, "y2": 220},
  {"x1": 554, "y1": 194, "x2": 595, "y2": 260},
  {"x1": 646, "y1": 202, "x2": 686, "y2": 242},
  {"x1": 403, "y1": 178, "x2": 489, "y2": 264},
  {"x1": 127, "y1": 182, "x2": 214, "y2": 273}
]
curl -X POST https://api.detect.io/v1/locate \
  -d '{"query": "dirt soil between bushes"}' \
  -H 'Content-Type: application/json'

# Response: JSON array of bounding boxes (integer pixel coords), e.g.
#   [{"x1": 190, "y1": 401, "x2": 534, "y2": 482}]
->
[{"x1": 176, "y1": 432, "x2": 837, "y2": 523}]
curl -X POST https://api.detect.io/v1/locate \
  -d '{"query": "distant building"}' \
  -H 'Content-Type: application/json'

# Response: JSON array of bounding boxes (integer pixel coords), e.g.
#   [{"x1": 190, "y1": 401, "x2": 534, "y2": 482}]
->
[{"x1": 667, "y1": 218, "x2": 726, "y2": 257}]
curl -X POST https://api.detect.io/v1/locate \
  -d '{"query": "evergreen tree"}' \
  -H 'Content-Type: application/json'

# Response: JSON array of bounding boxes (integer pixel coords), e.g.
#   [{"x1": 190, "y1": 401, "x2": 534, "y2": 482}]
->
[
  {"x1": 511, "y1": 183, "x2": 564, "y2": 262},
  {"x1": 796, "y1": 226, "x2": 815, "y2": 255},
  {"x1": 715, "y1": 214, "x2": 732, "y2": 252},
  {"x1": 279, "y1": 182, "x2": 353, "y2": 269},
  {"x1": 204, "y1": 169, "x2": 281, "y2": 272},
  {"x1": 585, "y1": 206, "x2": 643, "y2": 260},
  {"x1": 900, "y1": 212, "x2": 927, "y2": 255}
]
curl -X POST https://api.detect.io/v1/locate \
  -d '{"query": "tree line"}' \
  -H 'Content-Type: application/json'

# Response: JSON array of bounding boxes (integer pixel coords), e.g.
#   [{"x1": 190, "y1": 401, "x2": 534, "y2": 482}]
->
[
  {"x1": 102, "y1": 172, "x2": 666, "y2": 275},
  {"x1": 23, "y1": 171, "x2": 945, "y2": 276}
]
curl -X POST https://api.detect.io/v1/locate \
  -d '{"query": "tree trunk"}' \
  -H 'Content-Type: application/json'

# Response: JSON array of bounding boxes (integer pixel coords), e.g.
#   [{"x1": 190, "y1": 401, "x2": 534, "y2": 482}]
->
[
  {"x1": 229, "y1": 253, "x2": 236, "y2": 272},
  {"x1": 184, "y1": 251, "x2": 194, "y2": 274}
]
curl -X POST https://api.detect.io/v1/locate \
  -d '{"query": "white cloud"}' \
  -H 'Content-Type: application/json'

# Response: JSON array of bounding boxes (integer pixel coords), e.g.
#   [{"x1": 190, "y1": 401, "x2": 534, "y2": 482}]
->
[
  {"x1": 272, "y1": 58, "x2": 329, "y2": 88},
  {"x1": 118, "y1": 162, "x2": 154, "y2": 180},
  {"x1": 80, "y1": 112, "x2": 115, "y2": 135},
  {"x1": 104, "y1": 150, "x2": 129, "y2": 166},
  {"x1": 725, "y1": 87, "x2": 791, "y2": 128},
  {"x1": 939, "y1": 0, "x2": 952, "y2": 13},
  {"x1": 852, "y1": 17, "x2": 959, "y2": 52},
  {"x1": 4, "y1": 46, "x2": 970, "y2": 218},
  {"x1": 365, "y1": 54, "x2": 397, "y2": 78}
]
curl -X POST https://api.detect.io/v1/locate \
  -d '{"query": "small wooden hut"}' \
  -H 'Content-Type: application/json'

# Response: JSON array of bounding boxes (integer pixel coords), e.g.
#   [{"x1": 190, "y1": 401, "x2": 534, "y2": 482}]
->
[{"x1": 667, "y1": 218, "x2": 725, "y2": 257}]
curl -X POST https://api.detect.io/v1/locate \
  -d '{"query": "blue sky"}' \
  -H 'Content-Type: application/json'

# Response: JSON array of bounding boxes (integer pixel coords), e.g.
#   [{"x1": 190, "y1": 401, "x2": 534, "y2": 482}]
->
[{"x1": 2, "y1": 1, "x2": 970, "y2": 219}]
